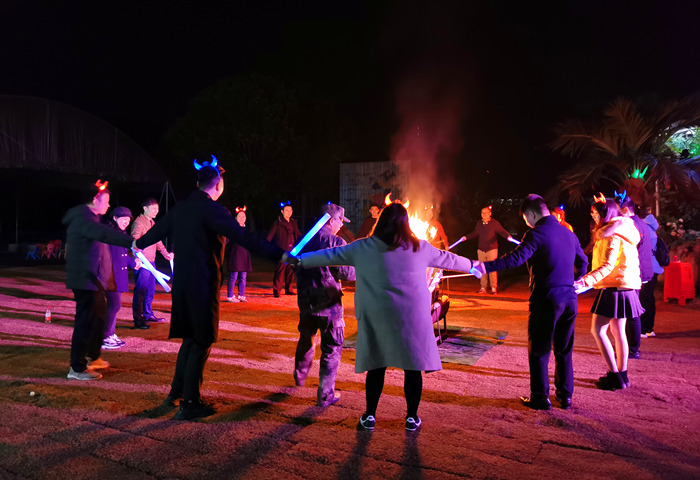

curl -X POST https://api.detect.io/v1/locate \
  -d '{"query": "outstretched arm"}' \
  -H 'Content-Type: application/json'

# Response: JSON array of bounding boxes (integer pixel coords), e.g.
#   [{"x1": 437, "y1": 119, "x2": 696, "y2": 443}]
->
[
  {"x1": 426, "y1": 243, "x2": 473, "y2": 272},
  {"x1": 299, "y1": 242, "x2": 356, "y2": 269},
  {"x1": 485, "y1": 230, "x2": 537, "y2": 273},
  {"x1": 574, "y1": 239, "x2": 589, "y2": 281},
  {"x1": 135, "y1": 212, "x2": 172, "y2": 250},
  {"x1": 79, "y1": 217, "x2": 133, "y2": 248}
]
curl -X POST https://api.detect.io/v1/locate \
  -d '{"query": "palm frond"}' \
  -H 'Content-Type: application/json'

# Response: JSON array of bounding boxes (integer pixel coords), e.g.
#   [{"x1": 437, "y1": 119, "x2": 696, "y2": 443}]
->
[
  {"x1": 651, "y1": 154, "x2": 700, "y2": 190},
  {"x1": 603, "y1": 97, "x2": 653, "y2": 152},
  {"x1": 550, "y1": 120, "x2": 618, "y2": 157},
  {"x1": 547, "y1": 155, "x2": 628, "y2": 207}
]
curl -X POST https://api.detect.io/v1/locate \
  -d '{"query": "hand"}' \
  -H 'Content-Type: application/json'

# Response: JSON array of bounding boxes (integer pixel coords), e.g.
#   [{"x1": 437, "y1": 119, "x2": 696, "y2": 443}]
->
[
  {"x1": 507, "y1": 236, "x2": 514, "y2": 242},
  {"x1": 134, "y1": 259, "x2": 142, "y2": 270},
  {"x1": 282, "y1": 252, "x2": 300, "y2": 266},
  {"x1": 166, "y1": 252, "x2": 174, "y2": 261},
  {"x1": 470, "y1": 260, "x2": 486, "y2": 279},
  {"x1": 573, "y1": 280, "x2": 584, "y2": 290}
]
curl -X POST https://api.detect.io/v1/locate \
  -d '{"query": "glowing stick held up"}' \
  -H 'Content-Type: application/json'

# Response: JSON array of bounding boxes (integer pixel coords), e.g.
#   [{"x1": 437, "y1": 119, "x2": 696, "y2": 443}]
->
[
  {"x1": 508, "y1": 238, "x2": 521, "y2": 245},
  {"x1": 133, "y1": 250, "x2": 171, "y2": 292},
  {"x1": 290, "y1": 213, "x2": 331, "y2": 257},
  {"x1": 449, "y1": 236, "x2": 467, "y2": 250}
]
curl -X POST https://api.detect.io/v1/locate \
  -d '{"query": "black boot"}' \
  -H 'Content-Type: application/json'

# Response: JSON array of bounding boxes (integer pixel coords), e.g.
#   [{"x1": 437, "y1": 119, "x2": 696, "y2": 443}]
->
[
  {"x1": 173, "y1": 399, "x2": 216, "y2": 420},
  {"x1": 596, "y1": 371, "x2": 626, "y2": 390}
]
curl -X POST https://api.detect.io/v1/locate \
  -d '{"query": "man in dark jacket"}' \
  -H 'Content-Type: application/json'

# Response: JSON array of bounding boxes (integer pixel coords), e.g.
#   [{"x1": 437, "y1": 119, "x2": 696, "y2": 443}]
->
[
  {"x1": 294, "y1": 203, "x2": 356, "y2": 406},
  {"x1": 135, "y1": 163, "x2": 287, "y2": 420},
  {"x1": 465, "y1": 206, "x2": 515, "y2": 294},
  {"x1": 62, "y1": 181, "x2": 133, "y2": 381},
  {"x1": 474, "y1": 195, "x2": 588, "y2": 410},
  {"x1": 617, "y1": 195, "x2": 654, "y2": 359},
  {"x1": 267, "y1": 201, "x2": 302, "y2": 297}
]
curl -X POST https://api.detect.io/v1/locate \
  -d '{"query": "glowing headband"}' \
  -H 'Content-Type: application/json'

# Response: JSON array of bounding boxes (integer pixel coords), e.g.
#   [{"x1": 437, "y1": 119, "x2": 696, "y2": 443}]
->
[
  {"x1": 95, "y1": 179, "x2": 109, "y2": 192},
  {"x1": 280, "y1": 200, "x2": 292, "y2": 209},
  {"x1": 593, "y1": 193, "x2": 606, "y2": 204},
  {"x1": 235, "y1": 206, "x2": 247, "y2": 213},
  {"x1": 384, "y1": 193, "x2": 410, "y2": 209},
  {"x1": 614, "y1": 190, "x2": 627, "y2": 203},
  {"x1": 193, "y1": 154, "x2": 218, "y2": 171}
]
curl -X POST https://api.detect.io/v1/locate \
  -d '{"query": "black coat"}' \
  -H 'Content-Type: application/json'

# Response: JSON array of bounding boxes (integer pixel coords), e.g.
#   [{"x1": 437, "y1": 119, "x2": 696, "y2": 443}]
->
[
  {"x1": 62, "y1": 205, "x2": 133, "y2": 291},
  {"x1": 226, "y1": 234, "x2": 252, "y2": 272},
  {"x1": 135, "y1": 190, "x2": 284, "y2": 344},
  {"x1": 267, "y1": 216, "x2": 302, "y2": 250},
  {"x1": 485, "y1": 215, "x2": 589, "y2": 301}
]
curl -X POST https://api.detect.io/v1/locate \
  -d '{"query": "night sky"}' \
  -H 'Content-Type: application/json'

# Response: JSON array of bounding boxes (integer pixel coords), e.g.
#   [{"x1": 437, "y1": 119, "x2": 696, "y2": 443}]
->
[{"x1": 2, "y1": 0, "x2": 699, "y2": 196}]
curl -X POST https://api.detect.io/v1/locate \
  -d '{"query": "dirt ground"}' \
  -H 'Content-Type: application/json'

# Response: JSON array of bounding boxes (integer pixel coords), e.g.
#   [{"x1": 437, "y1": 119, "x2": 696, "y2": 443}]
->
[{"x1": 0, "y1": 264, "x2": 698, "y2": 480}]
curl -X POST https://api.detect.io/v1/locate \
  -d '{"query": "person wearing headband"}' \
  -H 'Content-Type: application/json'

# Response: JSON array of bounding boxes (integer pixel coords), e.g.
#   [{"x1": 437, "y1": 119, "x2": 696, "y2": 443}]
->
[
  {"x1": 63, "y1": 180, "x2": 134, "y2": 381},
  {"x1": 225, "y1": 206, "x2": 252, "y2": 302},
  {"x1": 134, "y1": 157, "x2": 290, "y2": 420},
  {"x1": 267, "y1": 201, "x2": 302, "y2": 297}
]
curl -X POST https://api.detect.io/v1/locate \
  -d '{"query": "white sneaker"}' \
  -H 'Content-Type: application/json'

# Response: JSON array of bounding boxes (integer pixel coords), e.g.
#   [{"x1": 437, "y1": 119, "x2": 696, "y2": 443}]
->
[
  {"x1": 112, "y1": 334, "x2": 125, "y2": 346},
  {"x1": 238, "y1": 296, "x2": 247, "y2": 302},
  {"x1": 647, "y1": 331, "x2": 656, "y2": 337},
  {"x1": 102, "y1": 337, "x2": 121, "y2": 349},
  {"x1": 641, "y1": 333, "x2": 648, "y2": 339},
  {"x1": 226, "y1": 297, "x2": 240, "y2": 303},
  {"x1": 67, "y1": 368, "x2": 102, "y2": 380}
]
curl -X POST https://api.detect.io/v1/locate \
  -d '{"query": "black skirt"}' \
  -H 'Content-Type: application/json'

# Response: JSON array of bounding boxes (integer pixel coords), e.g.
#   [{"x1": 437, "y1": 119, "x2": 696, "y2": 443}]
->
[{"x1": 590, "y1": 288, "x2": 645, "y2": 319}]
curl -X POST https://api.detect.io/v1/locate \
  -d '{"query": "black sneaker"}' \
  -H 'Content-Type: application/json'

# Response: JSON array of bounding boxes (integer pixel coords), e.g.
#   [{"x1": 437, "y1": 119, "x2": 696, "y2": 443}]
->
[
  {"x1": 359, "y1": 413, "x2": 375, "y2": 431},
  {"x1": 595, "y1": 371, "x2": 626, "y2": 391},
  {"x1": 405, "y1": 416, "x2": 422, "y2": 431},
  {"x1": 273, "y1": 289, "x2": 280, "y2": 298},
  {"x1": 173, "y1": 399, "x2": 216, "y2": 421},
  {"x1": 285, "y1": 289, "x2": 296, "y2": 295},
  {"x1": 555, "y1": 395, "x2": 572, "y2": 410},
  {"x1": 628, "y1": 351, "x2": 641, "y2": 360}
]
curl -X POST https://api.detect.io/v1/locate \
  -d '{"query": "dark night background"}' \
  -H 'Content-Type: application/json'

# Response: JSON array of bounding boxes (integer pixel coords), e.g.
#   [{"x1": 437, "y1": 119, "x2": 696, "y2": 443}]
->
[{"x1": 1, "y1": 0, "x2": 699, "y2": 243}]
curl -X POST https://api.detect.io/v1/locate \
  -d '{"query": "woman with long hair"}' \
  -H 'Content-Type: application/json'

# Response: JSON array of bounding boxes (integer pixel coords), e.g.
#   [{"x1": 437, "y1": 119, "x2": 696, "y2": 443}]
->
[
  {"x1": 297, "y1": 203, "x2": 481, "y2": 431},
  {"x1": 575, "y1": 199, "x2": 643, "y2": 390}
]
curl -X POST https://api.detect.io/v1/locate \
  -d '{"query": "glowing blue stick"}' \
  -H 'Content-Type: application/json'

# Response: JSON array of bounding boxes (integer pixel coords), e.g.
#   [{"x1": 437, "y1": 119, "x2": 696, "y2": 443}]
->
[
  {"x1": 449, "y1": 236, "x2": 467, "y2": 250},
  {"x1": 290, "y1": 213, "x2": 331, "y2": 257},
  {"x1": 134, "y1": 250, "x2": 171, "y2": 292},
  {"x1": 575, "y1": 285, "x2": 593, "y2": 295},
  {"x1": 508, "y1": 238, "x2": 521, "y2": 245}
]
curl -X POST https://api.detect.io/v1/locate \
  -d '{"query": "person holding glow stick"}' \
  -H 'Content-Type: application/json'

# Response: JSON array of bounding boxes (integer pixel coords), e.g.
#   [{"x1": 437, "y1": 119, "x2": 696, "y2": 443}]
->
[
  {"x1": 296, "y1": 203, "x2": 482, "y2": 431},
  {"x1": 472, "y1": 195, "x2": 588, "y2": 410},
  {"x1": 134, "y1": 158, "x2": 289, "y2": 420},
  {"x1": 464, "y1": 205, "x2": 515, "y2": 295},
  {"x1": 62, "y1": 180, "x2": 134, "y2": 381},
  {"x1": 574, "y1": 198, "x2": 643, "y2": 391},
  {"x1": 294, "y1": 203, "x2": 355, "y2": 407},
  {"x1": 268, "y1": 201, "x2": 302, "y2": 297}
]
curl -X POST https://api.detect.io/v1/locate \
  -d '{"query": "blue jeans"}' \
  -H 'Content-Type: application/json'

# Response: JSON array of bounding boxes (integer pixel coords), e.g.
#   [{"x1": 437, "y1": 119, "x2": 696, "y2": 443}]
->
[
  {"x1": 132, "y1": 269, "x2": 155, "y2": 321},
  {"x1": 227, "y1": 272, "x2": 247, "y2": 297}
]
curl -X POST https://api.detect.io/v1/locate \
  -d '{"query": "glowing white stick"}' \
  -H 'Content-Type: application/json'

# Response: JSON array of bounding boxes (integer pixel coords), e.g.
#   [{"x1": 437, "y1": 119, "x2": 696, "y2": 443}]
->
[
  {"x1": 290, "y1": 213, "x2": 331, "y2": 257},
  {"x1": 508, "y1": 238, "x2": 521, "y2": 245},
  {"x1": 575, "y1": 285, "x2": 593, "y2": 295},
  {"x1": 449, "y1": 236, "x2": 467, "y2": 250},
  {"x1": 441, "y1": 273, "x2": 473, "y2": 279},
  {"x1": 133, "y1": 250, "x2": 171, "y2": 292},
  {"x1": 170, "y1": 258, "x2": 174, "y2": 275}
]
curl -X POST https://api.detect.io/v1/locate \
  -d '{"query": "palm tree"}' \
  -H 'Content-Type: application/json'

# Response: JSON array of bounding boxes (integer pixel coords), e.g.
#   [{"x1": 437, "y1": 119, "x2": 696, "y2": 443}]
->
[{"x1": 548, "y1": 95, "x2": 700, "y2": 212}]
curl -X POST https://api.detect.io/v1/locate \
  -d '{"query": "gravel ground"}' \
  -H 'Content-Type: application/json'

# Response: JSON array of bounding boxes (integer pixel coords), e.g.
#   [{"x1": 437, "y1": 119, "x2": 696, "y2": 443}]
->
[{"x1": 0, "y1": 265, "x2": 698, "y2": 480}]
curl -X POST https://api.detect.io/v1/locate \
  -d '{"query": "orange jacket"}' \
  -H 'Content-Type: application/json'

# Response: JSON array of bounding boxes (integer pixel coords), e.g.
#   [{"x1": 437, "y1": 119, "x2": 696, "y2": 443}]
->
[{"x1": 579, "y1": 217, "x2": 641, "y2": 290}]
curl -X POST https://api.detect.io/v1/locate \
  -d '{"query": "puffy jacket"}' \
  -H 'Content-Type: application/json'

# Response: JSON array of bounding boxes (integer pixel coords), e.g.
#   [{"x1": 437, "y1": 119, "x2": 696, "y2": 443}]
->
[{"x1": 579, "y1": 216, "x2": 641, "y2": 290}]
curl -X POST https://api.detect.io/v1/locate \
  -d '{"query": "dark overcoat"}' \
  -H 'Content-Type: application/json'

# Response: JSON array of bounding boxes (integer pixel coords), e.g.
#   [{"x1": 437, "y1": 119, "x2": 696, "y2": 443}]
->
[
  {"x1": 62, "y1": 205, "x2": 133, "y2": 291},
  {"x1": 267, "y1": 216, "x2": 302, "y2": 250},
  {"x1": 135, "y1": 190, "x2": 284, "y2": 344},
  {"x1": 226, "y1": 235, "x2": 252, "y2": 272}
]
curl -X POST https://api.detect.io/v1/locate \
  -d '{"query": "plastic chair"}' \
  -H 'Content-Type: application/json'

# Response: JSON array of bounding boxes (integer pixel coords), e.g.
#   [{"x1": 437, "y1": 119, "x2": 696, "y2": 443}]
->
[
  {"x1": 26, "y1": 245, "x2": 40, "y2": 260},
  {"x1": 42, "y1": 242, "x2": 56, "y2": 259}
]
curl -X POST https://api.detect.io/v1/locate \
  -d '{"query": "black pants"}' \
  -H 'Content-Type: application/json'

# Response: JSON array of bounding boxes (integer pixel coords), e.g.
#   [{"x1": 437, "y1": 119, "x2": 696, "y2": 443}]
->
[
  {"x1": 528, "y1": 288, "x2": 578, "y2": 400},
  {"x1": 640, "y1": 274, "x2": 658, "y2": 334},
  {"x1": 272, "y1": 262, "x2": 295, "y2": 292},
  {"x1": 170, "y1": 337, "x2": 212, "y2": 401},
  {"x1": 626, "y1": 301, "x2": 642, "y2": 356},
  {"x1": 365, "y1": 368, "x2": 422, "y2": 418},
  {"x1": 71, "y1": 288, "x2": 108, "y2": 372}
]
